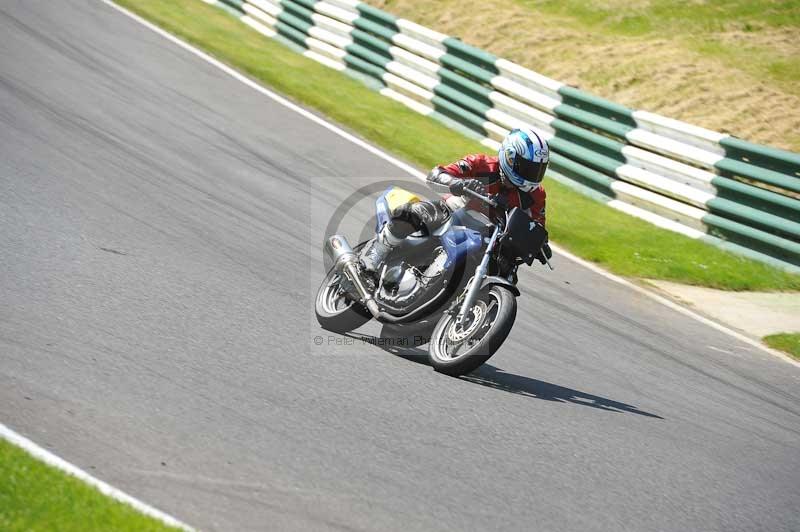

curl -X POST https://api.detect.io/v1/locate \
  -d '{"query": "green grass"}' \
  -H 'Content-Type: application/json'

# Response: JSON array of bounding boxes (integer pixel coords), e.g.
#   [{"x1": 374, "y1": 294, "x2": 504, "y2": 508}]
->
[
  {"x1": 763, "y1": 333, "x2": 800, "y2": 359},
  {"x1": 0, "y1": 439, "x2": 179, "y2": 531},
  {"x1": 115, "y1": 0, "x2": 800, "y2": 291}
]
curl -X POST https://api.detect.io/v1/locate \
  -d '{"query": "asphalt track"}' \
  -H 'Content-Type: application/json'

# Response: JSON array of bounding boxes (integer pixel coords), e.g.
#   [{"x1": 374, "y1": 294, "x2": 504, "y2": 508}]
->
[{"x1": 1, "y1": 2, "x2": 799, "y2": 531}]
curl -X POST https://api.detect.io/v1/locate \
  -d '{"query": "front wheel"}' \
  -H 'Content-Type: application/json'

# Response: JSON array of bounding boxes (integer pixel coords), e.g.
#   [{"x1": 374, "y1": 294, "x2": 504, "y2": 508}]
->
[
  {"x1": 428, "y1": 285, "x2": 517, "y2": 376},
  {"x1": 315, "y1": 269, "x2": 372, "y2": 333}
]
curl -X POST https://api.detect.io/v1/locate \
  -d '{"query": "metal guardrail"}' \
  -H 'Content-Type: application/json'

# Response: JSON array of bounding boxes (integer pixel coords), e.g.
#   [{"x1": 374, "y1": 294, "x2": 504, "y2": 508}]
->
[{"x1": 210, "y1": 0, "x2": 800, "y2": 271}]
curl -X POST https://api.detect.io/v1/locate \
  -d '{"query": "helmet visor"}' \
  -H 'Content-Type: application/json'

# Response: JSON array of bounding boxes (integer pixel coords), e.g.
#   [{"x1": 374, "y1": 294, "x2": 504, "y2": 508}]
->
[{"x1": 513, "y1": 155, "x2": 547, "y2": 184}]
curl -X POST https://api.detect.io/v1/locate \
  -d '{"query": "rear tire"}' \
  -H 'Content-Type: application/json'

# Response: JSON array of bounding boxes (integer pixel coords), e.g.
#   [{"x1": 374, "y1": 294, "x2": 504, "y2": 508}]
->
[
  {"x1": 428, "y1": 285, "x2": 516, "y2": 376},
  {"x1": 315, "y1": 269, "x2": 372, "y2": 333}
]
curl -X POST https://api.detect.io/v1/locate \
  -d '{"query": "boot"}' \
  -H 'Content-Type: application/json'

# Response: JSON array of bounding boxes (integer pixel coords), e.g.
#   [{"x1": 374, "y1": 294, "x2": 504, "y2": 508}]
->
[{"x1": 361, "y1": 225, "x2": 402, "y2": 273}]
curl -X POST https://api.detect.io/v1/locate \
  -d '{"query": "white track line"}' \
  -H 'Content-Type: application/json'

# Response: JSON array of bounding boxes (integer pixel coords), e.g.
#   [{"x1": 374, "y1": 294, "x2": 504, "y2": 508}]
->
[
  {"x1": 99, "y1": 0, "x2": 798, "y2": 368},
  {"x1": 0, "y1": 423, "x2": 194, "y2": 530}
]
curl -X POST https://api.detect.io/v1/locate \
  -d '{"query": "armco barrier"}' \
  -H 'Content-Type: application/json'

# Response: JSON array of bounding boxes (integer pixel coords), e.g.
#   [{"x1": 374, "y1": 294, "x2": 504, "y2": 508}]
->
[{"x1": 208, "y1": 0, "x2": 800, "y2": 271}]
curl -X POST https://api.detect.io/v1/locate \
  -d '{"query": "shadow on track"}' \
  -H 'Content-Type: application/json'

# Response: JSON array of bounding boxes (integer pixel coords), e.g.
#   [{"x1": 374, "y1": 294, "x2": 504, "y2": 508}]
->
[
  {"x1": 344, "y1": 326, "x2": 663, "y2": 419},
  {"x1": 464, "y1": 365, "x2": 663, "y2": 419},
  {"x1": 343, "y1": 323, "x2": 432, "y2": 362}
]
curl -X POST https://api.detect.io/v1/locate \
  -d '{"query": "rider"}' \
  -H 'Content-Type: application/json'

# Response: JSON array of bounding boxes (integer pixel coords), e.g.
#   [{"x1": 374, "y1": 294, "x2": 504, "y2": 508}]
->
[{"x1": 361, "y1": 127, "x2": 552, "y2": 272}]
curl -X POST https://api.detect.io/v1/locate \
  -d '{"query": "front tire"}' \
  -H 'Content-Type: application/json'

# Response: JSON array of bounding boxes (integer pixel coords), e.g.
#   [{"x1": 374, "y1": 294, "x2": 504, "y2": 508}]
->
[
  {"x1": 428, "y1": 285, "x2": 516, "y2": 376},
  {"x1": 315, "y1": 269, "x2": 372, "y2": 333}
]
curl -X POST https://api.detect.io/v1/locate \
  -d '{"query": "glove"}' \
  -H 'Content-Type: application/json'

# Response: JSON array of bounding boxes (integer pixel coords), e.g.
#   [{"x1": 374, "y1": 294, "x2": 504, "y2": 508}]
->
[
  {"x1": 536, "y1": 242, "x2": 552, "y2": 265},
  {"x1": 490, "y1": 193, "x2": 509, "y2": 209},
  {"x1": 449, "y1": 179, "x2": 484, "y2": 196}
]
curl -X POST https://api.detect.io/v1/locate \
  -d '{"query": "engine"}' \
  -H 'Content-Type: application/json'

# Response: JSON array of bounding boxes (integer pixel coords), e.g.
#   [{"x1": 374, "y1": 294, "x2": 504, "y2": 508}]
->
[
  {"x1": 378, "y1": 264, "x2": 419, "y2": 306},
  {"x1": 377, "y1": 248, "x2": 448, "y2": 308}
]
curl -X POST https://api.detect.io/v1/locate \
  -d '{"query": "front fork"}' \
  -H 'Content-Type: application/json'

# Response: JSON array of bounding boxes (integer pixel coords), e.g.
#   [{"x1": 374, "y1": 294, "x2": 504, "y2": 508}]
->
[{"x1": 456, "y1": 224, "x2": 501, "y2": 325}]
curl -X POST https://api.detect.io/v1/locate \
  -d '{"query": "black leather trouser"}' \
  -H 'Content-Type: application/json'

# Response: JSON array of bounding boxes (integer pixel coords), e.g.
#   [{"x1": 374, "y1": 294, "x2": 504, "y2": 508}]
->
[{"x1": 386, "y1": 199, "x2": 450, "y2": 239}]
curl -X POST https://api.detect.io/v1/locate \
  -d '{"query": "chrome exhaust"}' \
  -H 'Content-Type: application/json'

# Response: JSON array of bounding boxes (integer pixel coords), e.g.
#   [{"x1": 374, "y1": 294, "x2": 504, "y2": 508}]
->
[
  {"x1": 324, "y1": 235, "x2": 381, "y2": 318},
  {"x1": 324, "y1": 234, "x2": 357, "y2": 270}
]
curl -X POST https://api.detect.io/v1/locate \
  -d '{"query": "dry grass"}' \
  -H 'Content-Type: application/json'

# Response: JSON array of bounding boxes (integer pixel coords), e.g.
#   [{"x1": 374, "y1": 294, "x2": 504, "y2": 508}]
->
[{"x1": 369, "y1": 0, "x2": 800, "y2": 151}]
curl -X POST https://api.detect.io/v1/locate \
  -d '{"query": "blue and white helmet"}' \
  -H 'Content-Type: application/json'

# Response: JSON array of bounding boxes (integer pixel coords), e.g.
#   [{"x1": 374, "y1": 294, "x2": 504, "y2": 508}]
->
[{"x1": 498, "y1": 128, "x2": 549, "y2": 192}]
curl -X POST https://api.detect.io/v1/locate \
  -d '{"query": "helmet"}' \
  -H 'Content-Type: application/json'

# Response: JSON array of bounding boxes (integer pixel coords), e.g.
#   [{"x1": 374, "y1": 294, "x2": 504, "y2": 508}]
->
[{"x1": 498, "y1": 128, "x2": 549, "y2": 192}]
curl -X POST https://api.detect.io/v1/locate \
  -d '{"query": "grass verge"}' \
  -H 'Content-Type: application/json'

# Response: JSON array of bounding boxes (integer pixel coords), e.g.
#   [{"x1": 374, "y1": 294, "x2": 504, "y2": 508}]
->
[
  {"x1": 763, "y1": 333, "x2": 800, "y2": 360},
  {"x1": 114, "y1": 0, "x2": 800, "y2": 291},
  {"x1": 0, "y1": 438, "x2": 179, "y2": 531}
]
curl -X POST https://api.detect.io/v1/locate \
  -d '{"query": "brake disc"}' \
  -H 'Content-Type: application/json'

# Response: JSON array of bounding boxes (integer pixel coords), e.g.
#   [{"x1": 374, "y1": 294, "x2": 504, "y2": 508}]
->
[{"x1": 447, "y1": 301, "x2": 487, "y2": 342}]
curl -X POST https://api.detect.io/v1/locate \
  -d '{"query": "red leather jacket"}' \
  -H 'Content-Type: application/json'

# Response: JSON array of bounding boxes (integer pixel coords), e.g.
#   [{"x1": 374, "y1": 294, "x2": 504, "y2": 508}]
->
[{"x1": 432, "y1": 154, "x2": 546, "y2": 226}]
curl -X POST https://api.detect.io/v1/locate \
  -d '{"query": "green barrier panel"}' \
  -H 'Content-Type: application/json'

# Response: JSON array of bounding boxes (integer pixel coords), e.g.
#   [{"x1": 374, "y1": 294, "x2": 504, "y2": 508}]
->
[
  {"x1": 720, "y1": 136, "x2": 800, "y2": 179},
  {"x1": 439, "y1": 53, "x2": 497, "y2": 85},
  {"x1": 429, "y1": 95, "x2": 488, "y2": 136},
  {"x1": 356, "y1": 3, "x2": 400, "y2": 30},
  {"x1": 219, "y1": 0, "x2": 244, "y2": 9},
  {"x1": 348, "y1": 1, "x2": 403, "y2": 67},
  {"x1": 442, "y1": 37, "x2": 499, "y2": 71},
  {"x1": 348, "y1": 29, "x2": 393, "y2": 62},
  {"x1": 325, "y1": 5, "x2": 397, "y2": 74},
  {"x1": 429, "y1": 68, "x2": 496, "y2": 134},
  {"x1": 706, "y1": 197, "x2": 800, "y2": 242},
  {"x1": 286, "y1": 0, "x2": 317, "y2": 9},
  {"x1": 351, "y1": 14, "x2": 398, "y2": 42},
  {"x1": 549, "y1": 123, "x2": 800, "y2": 239},
  {"x1": 432, "y1": 83, "x2": 491, "y2": 118},
  {"x1": 549, "y1": 137, "x2": 623, "y2": 177},
  {"x1": 551, "y1": 118, "x2": 626, "y2": 164},
  {"x1": 345, "y1": 40, "x2": 392, "y2": 70},
  {"x1": 554, "y1": 103, "x2": 634, "y2": 140},
  {"x1": 276, "y1": 7, "x2": 313, "y2": 36},
  {"x1": 714, "y1": 158, "x2": 800, "y2": 194},
  {"x1": 280, "y1": 0, "x2": 320, "y2": 33},
  {"x1": 549, "y1": 139, "x2": 800, "y2": 258},
  {"x1": 343, "y1": 51, "x2": 388, "y2": 80},
  {"x1": 274, "y1": 22, "x2": 308, "y2": 47},
  {"x1": 558, "y1": 86, "x2": 638, "y2": 129},
  {"x1": 712, "y1": 176, "x2": 800, "y2": 224},
  {"x1": 704, "y1": 213, "x2": 800, "y2": 266},
  {"x1": 554, "y1": 129, "x2": 800, "y2": 241},
  {"x1": 265, "y1": 8, "x2": 311, "y2": 48},
  {"x1": 549, "y1": 153, "x2": 616, "y2": 196},
  {"x1": 437, "y1": 68, "x2": 493, "y2": 108}
]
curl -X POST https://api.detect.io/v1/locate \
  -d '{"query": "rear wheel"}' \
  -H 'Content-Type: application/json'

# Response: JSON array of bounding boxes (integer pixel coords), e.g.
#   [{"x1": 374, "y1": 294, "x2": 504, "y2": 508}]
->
[
  {"x1": 428, "y1": 285, "x2": 516, "y2": 376},
  {"x1": 315, "y1": 269, "x2": 372, "y2": 333}
]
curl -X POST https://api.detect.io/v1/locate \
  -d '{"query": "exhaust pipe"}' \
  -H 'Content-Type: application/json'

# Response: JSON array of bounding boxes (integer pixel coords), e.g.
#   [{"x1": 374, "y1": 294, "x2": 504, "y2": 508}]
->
[
  {"x1": 324, "y1": 234, "x2": 358, "y2": 271},
  {"x1": 324, "y1": 235, "x2": 382, "y2": 318}
]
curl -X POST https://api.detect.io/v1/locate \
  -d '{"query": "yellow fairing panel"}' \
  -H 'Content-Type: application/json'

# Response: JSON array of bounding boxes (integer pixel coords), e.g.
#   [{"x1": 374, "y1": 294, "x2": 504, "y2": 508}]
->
[{"x1": 385, "y1": 187, "x2": 421, "y2": 212}]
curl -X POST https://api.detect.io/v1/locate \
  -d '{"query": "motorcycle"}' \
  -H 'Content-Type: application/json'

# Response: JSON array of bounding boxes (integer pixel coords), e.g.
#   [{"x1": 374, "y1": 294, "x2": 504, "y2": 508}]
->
[{"x1": 315, "y1": 185, "x2": 551, "y2": 376}]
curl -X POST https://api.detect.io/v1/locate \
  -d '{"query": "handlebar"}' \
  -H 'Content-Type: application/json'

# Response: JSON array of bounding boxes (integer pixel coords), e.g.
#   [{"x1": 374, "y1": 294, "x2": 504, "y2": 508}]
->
[{"x1": 463, "y1": 187, "x2": 499, "y2": 209}]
